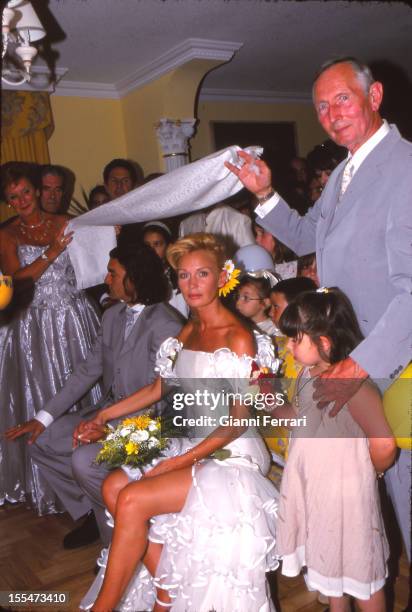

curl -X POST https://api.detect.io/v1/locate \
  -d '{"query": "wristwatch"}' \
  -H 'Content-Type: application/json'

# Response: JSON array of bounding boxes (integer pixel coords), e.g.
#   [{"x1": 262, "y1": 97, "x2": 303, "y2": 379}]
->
[{"x1": 256, "y1": 188, "x2": 275, "y2": 203}]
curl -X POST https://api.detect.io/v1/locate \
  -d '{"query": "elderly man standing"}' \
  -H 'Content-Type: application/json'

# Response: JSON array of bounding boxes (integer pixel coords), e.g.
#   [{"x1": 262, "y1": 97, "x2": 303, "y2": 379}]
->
[{"x1": 227, "y1": 57, "x2": 411, "y2": 561}]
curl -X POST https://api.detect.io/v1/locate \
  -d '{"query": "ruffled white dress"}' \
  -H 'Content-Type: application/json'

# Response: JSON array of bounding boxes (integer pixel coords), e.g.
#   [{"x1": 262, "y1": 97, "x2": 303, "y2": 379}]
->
[{"x1": 81, "y1": 335, "x2": 280, "y2": 612}]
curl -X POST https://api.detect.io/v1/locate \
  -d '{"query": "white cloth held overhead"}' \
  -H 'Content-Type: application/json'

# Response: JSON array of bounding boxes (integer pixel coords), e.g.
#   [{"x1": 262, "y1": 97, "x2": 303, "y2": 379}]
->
[{"x1": 68, "y1": 146, "x2": 262, "y2": 289}]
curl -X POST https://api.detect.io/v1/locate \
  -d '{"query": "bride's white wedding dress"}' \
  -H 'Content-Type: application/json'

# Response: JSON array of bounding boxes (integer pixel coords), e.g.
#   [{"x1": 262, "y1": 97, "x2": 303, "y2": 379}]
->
[{"x1": 81, "y1": 335, "x2": 279, "y2": 612}]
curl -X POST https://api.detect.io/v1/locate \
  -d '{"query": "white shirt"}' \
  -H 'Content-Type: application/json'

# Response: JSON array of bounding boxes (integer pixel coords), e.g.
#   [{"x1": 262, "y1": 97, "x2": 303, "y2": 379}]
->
[
  {"x1": 255, "y1": 120, "x2": 390, "y2": 219},
  {"x1": 179, "y1": 206, "x2": 255, "y2": 251},
  {"x1": 205, "y1": 206, "x2": 255, "y2": 249},
  {"x1": 345, "y1": 119, "x2": 389, "y2": 178}
]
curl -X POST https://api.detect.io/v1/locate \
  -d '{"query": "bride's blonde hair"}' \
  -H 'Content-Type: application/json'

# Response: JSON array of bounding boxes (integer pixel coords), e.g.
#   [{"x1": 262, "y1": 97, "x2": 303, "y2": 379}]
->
[{"x1": 167, "y1": 233, "x2": 226, "y2": 270}]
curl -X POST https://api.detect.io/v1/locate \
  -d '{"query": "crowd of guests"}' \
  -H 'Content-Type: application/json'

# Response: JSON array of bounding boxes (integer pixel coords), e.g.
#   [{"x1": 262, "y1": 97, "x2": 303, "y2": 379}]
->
[{"x1": 0, "y1": 55, "x2": 410, "y2": 612}]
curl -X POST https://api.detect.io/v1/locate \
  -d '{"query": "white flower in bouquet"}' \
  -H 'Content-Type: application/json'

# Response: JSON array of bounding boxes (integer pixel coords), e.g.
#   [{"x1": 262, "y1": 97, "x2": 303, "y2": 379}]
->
[{"x1": 131, "y1": 430, "x2": 150, "y2": 443}]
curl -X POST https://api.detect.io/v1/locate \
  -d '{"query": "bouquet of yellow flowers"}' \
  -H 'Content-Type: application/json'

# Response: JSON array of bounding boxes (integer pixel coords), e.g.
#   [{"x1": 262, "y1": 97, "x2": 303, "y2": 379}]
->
[{"x1": 95, "y1": 415, "x2": 170, "y2": 469}]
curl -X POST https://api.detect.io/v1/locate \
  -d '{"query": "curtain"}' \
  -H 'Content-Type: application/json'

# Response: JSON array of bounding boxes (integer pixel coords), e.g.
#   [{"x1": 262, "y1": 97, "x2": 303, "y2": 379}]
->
[{"x1": 1, "y1": 91, "x2": 54, "y2": 223}]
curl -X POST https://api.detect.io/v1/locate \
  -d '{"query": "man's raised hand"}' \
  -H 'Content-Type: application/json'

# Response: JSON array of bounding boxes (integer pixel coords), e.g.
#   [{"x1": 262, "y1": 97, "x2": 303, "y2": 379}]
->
[{"x1": 225, "y1": 150, "x2": 273, "y2": 197}]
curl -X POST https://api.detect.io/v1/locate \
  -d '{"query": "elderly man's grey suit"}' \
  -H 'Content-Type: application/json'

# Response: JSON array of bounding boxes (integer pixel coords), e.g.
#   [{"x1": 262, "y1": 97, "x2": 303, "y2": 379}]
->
[
  {"x1": 258, "y1": 124, "x2": 412, "y2": 559},
  {"x1": 30, "y1": 301, "x2": 183, "y2": 544}
]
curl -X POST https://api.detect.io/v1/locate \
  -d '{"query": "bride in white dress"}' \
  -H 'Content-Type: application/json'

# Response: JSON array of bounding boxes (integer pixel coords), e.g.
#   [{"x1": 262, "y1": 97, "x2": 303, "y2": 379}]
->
[{"x1": 79, "y1": 233, "x2": 279, "y2": 612}]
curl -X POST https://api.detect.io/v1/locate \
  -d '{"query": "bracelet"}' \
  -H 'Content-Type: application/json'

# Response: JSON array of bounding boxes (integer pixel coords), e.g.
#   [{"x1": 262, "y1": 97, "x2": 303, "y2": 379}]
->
[
  {"x1": 256, "y1": 188, "x2": 275, "y2": 204},
  {"x1": 40, "y1": 251, "x2": 50, "y2": 262},
  {"x1": 186, "y1": 448, "x2": 199, "y2": 464}
]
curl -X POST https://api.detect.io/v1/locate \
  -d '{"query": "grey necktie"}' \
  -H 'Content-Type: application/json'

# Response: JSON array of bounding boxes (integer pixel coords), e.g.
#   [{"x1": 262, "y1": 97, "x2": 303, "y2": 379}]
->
[
  {"x1": 124, "y1": 308, "x2": 138, "y2": 340},
  {"x1": 339, "y1": 161, "x2": 354, "y2": 200}
]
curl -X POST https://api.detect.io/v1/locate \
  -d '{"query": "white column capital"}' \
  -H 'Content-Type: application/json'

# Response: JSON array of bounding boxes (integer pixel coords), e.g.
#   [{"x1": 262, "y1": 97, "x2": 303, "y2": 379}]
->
[{"x1": 155, "y1": 118, "x2": 196, "y2": 172}]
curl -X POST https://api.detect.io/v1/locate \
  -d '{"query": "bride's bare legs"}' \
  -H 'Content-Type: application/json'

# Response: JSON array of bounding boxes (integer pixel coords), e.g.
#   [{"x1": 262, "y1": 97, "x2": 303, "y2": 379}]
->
[
  {"x1": 102, "y1": 469, "x2": 129, "y2": 517},
  {"x1": 102, "y1": 471, "x2": 171, "y2": 609},
  {"x1": 143, "y1": 542, "x2": 171, "y2": 611},
  {"x1": 92, "y1": 467, "x2": 193, "y2": 612}
]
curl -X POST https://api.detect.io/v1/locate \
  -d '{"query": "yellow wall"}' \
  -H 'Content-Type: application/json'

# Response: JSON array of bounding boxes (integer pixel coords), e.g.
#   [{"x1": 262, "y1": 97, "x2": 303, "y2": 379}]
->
[
  {"x1": 49, "y1": 96, "x2": 127, "y2": 202},
  {"x1": 191, "y1": 99, "x2": 326, "y2": 161},
  {"x1": 121, "y1": 74, "x2": 170, "y2": 177}
]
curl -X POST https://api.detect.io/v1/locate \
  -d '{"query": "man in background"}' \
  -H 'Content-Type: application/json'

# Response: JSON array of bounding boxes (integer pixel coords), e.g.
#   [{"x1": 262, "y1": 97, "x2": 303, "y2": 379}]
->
[{"x1": 40, "y1": 165, "x2": 66, "y2": 214}]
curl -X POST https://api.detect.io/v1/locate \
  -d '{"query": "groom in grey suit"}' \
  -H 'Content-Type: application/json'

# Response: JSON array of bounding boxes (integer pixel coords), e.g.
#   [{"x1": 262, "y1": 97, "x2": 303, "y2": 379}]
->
[
  {"x1": 7, "y1": 243, "x2": 183, "y2": 546},
  {"x1": 227, "y1": 57, "x2": 411, "y2": 560}
]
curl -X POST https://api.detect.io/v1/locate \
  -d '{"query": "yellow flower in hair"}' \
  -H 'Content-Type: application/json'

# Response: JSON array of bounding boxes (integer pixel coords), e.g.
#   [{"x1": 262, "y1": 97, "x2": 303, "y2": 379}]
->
[{"x1": 219, "y1": 259, "x2": 241, "y2": 297}]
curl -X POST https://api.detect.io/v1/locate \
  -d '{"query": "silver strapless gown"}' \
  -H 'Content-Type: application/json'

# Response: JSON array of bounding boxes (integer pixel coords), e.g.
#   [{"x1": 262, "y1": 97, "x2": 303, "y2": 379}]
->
[{"x1": 0, "y1": 245, "x2": 102, "y2": 514}]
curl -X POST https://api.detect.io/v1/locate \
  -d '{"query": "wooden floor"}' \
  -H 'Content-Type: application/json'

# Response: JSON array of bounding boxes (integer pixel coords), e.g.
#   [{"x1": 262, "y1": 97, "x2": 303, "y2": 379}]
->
[{"x1": 0, "y1": 502, "x2": 409, "y2": 612}]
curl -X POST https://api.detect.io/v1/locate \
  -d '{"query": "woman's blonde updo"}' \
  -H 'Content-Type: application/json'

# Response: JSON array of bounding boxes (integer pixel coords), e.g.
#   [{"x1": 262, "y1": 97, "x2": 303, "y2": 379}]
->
[{"x1": 166, "y1": 233, "x2": 226, "y2": 270}]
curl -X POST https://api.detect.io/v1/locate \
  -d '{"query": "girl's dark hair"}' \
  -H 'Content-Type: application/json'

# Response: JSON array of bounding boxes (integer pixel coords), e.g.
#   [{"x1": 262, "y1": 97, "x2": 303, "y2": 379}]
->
[
  {"x1": 279, "y1": 287, "x2": 364, "y2": 363},
  {"x1": 271, "y1": 277, "x2": 317, "y2": 302},
  {"x1": 109, "y1": 243, "x2": 169, "y2": 305},
  {"x1": 237, "y1": 275, "x2": 272, "y2": 299},
  {"x1": 297, "y1": 253, "x2": 316, "y2": 276},
  {"x1": 142, "y1": 224, "x2": 172, "y2": 246}
]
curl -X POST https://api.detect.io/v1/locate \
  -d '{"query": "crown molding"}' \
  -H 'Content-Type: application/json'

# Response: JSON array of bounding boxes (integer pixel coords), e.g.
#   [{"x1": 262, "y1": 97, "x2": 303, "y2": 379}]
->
[
  {"x1": 115, "y1": 38, "x2": 243, "y2": 97},
  {"x1": 199, "y1": 87, "x2": 312, "y2": 104},
  {"x1": 54, "y1": 79, "x2": 120, "y2": 99},
  {"x1": 53, "y1": 38, "x2": 242, "y2": 99},
  {"x1": 2, "y1": 65, "x2": 68, "y2": 92}
]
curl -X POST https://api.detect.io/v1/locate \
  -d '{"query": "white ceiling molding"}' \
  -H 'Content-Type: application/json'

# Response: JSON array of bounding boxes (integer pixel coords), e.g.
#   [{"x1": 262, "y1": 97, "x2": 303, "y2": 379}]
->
[
  {"x1": 53, "y1": 38, "x2": 242, "y2": 99},
  {"x1": 2, "y1": 66, "x2": 68, "y2": 93},
  {"x1": 115, "y1": 38, "x2": 243, "y2": 97},
  {"x1": 54, "y1": 78, "x2": 119, "y2": 99},
  {"x1": 199, "y1": 88, "x2": 312, "y2": 104}
]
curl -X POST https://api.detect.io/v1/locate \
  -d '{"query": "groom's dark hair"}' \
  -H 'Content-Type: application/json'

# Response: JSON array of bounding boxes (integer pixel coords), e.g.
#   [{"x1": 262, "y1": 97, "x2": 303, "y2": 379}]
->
[{"x1": 109, "y1": 243, "x2": 169, "y2": 305}]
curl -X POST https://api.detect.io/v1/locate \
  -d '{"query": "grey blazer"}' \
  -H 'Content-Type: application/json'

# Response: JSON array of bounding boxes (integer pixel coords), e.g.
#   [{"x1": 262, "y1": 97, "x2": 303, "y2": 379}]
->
[
  {"x1": 259, "y1": 125, "x2": 412, "y2": 385},
  {"x1": 42, "y1": 301, "x2": 184, "y2": 420}
]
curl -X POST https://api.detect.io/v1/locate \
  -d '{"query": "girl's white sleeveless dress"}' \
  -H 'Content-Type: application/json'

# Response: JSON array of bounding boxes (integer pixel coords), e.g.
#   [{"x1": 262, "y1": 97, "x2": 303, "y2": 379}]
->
[{"x1": 276, "y1": 368, "x2": 389, "y2": 600}]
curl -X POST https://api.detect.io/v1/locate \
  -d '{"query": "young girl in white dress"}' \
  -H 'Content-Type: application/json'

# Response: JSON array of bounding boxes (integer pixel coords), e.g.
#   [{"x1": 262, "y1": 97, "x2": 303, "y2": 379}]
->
[
  {"x1": 79, "y1": 233, "x2": 280, "y2": 612},
  {"x1": 274, "y1": 287, "x2": 396, "y2": 612}
]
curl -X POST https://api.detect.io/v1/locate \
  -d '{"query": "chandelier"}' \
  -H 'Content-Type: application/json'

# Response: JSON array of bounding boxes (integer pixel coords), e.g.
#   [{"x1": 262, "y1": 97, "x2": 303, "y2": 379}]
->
[{"x1": 2, "y1": 0, "x2": 46, "y2": 86}]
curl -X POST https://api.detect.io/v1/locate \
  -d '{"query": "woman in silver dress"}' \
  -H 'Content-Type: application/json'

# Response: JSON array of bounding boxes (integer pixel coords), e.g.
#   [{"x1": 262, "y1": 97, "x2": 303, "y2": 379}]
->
[{"x1": 0, "y1": 163, "x2": 101, "y2": 514}]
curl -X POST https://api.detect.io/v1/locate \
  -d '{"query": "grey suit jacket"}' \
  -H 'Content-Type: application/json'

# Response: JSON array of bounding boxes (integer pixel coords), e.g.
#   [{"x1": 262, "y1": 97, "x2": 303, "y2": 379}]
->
[
  {"x1": 259, "y1": 125, "x2": 412, "y2": 385},
  {"x1": 41, "y1": 301, "x2": 184, "y2": 421}
]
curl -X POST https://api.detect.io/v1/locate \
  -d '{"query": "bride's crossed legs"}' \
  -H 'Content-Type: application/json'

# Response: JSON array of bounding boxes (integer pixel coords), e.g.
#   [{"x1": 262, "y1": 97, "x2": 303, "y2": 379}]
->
[{"x1": 92, "y1": 466, "x2": 193, "y2": 612}]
